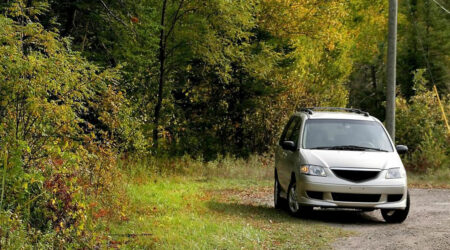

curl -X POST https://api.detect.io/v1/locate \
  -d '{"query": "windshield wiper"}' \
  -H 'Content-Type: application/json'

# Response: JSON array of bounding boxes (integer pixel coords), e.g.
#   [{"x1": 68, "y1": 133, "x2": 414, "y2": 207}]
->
[
  {"x1": 330, "y1": 145, "x2": 388, "y2": 152},
  {"x1": 309, "y1": 146, "x2": 334, "y2": 150},
  {"x1": 310, "y1": 145, "x2": 388, "y2": 152}
]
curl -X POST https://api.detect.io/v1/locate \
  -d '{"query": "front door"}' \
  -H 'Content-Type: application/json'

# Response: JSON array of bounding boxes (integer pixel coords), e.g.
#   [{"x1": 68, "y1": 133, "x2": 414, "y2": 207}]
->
[{"x1": 278, "y1": 117, "x2": 301, "y2": 191}]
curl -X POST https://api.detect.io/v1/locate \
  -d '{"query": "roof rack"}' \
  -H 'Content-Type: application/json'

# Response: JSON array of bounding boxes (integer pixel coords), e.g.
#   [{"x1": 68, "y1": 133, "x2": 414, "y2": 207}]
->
[{"x1": 299, "y1": 107, "x2": 370, "y2": 117}]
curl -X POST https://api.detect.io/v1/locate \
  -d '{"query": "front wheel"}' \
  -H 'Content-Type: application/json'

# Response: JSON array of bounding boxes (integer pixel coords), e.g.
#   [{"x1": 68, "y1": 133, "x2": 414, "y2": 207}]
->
[
  {"x1": 381, "y1": 191, "x2": 410, "y2": 223},
  {"x1": 287, "y1": 181, "x2": 312, "y2": 217}
]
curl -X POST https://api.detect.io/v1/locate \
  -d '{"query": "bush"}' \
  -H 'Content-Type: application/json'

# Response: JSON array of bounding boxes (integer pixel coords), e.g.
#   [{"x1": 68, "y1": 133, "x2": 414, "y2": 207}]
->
[
  {"x1": 0, "y1": 4, "x2": 129, "y2": 247},
  {"x1": 396, "y1": 69, "x2": 450, "y2": 172},
  {"x1": 0, "y1": 210, "x2": 79, "y2": 249}
]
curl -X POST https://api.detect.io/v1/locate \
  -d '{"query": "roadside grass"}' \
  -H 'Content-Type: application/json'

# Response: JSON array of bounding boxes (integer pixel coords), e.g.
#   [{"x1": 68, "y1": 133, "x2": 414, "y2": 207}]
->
[
  {"x1": 407, "y1": 167, "x2": 450, "y2": 189},
  {"x1": 98, "y1": 155, "x2": 349, "y2": 249}
]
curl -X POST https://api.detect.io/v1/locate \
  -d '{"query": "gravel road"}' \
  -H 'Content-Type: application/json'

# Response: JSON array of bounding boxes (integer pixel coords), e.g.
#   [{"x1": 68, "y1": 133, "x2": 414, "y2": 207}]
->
[
  {"x1": 328, "y1": 189, "x2": 450, "y2": 250},
  {"x1": 255, "y1": 188, "x2": 450, "y2": 250}
]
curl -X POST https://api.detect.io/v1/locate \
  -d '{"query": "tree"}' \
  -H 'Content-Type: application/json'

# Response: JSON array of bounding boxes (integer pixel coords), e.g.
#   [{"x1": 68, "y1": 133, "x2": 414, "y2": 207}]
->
[
  {"x1": 346, "y1": 0, "x2": 388, "y2": 120},
  {"x1": 17, "y1": 0, "x2": 412, "y2": 158},
  {"x1": 397, "y1": 0, "x2": 450, "y2": 98},
  {"x1": 0, "y1": 1, "x2": 128, "y2": 244}
]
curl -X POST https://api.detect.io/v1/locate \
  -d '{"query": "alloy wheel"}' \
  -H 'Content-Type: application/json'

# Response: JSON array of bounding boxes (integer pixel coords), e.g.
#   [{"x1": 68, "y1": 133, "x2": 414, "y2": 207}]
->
[{"x1": 288, "y1": 184, "x2": 299, "y2": 213}]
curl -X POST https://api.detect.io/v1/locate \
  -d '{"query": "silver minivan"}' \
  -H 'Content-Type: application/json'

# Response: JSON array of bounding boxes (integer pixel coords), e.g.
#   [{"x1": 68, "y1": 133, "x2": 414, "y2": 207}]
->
[{"x1": 274, "y1": 107, "x2": 410, "y2": 223}]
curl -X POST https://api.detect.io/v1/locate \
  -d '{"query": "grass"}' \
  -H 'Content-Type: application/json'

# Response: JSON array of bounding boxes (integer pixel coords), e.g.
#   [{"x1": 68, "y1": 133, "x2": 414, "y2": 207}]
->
[
  {"x1": 98, "y1": 155, "x2": 348, "y2": 249},
  {"x1": 407, "y1": 167, "x2": 450, "y2": 189}
]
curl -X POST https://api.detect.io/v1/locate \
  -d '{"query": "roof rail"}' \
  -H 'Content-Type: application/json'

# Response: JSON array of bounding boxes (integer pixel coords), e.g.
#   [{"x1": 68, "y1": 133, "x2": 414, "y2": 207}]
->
[{"x1": 299, "y1": 107, "x2": 370, "y2": 117}]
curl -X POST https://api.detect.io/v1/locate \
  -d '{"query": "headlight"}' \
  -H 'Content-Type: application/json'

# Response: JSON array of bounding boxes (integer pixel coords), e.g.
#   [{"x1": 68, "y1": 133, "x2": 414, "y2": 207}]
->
[
  {"x1": 300, "y1": 165, "x2": 327, "y2": 177},
  {"x1": 386, "y1": 168, "x2": 406, "y2": 179}
]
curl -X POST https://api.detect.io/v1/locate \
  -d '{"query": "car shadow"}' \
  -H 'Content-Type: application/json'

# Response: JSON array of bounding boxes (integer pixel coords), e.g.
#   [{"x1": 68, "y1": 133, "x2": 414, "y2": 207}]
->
[
  {"x1": 206, "y1": 201, "x2": 386, "y2": 225},
  {"x1": 302, "y1": 209, "x2": 385, "y2": 225}
]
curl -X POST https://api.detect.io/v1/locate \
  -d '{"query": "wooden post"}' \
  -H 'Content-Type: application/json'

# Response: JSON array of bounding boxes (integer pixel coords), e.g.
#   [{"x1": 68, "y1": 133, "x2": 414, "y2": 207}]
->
[
  {"x1": 386, "y1": 0, "x2": 398, "y2": 142},
  {"x1": 433, "y1": 85, "x2": 450, "y2": 134}
]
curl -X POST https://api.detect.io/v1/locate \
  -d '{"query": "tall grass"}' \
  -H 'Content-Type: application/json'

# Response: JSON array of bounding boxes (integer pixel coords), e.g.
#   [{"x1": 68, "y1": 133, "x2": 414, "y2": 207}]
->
[{"x1": 117, "y1": 154, "x2": 274, "y2": 182}]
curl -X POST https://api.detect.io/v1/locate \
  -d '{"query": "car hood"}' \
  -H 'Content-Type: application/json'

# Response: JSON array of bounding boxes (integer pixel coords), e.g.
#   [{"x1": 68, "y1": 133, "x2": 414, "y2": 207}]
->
[{"x1": 301, "y1": 149, "x2": 403, "y2": 170}]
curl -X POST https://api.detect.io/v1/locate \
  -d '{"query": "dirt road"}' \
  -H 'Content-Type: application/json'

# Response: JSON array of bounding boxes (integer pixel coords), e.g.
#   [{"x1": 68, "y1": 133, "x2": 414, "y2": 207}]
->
[
  {"x1": 328, "y1": 189, "x2": 450, "y2": 250},
  {"x1": 255, "y1": 188, "x2": 450, "y2": 249}
]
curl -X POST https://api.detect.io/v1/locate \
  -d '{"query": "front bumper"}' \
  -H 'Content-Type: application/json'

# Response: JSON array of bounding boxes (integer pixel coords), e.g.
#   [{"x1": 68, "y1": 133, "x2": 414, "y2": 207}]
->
[{"x1": 297, "y1": 172, "x2": 408, "y2": 210}]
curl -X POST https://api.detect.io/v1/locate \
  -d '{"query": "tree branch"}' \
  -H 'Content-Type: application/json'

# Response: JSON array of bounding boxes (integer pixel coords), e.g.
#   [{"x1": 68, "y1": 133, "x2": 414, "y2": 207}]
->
[
  {"x1": 98, "y1": 0, "x2": 128, "y2": 27},
  {"x1": 164, "y1": 0, "x2": 185, "y2": 42}
]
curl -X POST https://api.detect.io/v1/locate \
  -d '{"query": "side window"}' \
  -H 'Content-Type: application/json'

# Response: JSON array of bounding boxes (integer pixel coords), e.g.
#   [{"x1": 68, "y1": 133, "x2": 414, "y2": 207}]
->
[
  {"x1": 279, "y1": 117, "x2": 295, "y2": 144},
  {"x1": 281, "y1": 117, "x2": 301, "y2": 144},
  {"x1": 288, "y1": 117, "x2": 303, "y2": 146}
]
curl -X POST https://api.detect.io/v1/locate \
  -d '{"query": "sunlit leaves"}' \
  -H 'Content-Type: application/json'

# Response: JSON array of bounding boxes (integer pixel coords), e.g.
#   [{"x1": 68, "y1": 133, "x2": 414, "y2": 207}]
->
[
  {"x1": 0, "y1": 11, "x2": 127, "y2": 244},
  {"x1": 396, "y1": 69, "x2": 449, "y2": 171}
]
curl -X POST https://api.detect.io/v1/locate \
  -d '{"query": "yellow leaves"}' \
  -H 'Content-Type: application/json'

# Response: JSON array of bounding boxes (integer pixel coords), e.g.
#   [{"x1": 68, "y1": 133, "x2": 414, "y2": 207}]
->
[
  {"x1": 327, "y1": 42, "x2": 336, "y2": 51},
  {"x1": 260, "y1": 0, "x2": 348, "y2": 40}
]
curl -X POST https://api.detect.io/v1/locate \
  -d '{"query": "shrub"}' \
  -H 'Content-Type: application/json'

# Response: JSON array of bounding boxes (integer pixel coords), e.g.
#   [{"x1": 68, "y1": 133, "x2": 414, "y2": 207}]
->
[
  {"x1": 396, "y1": 69, "x2": 450, "y2": 172},
  {"x1": 0, "y1": 3, "x2": 129, "y2": 247}
]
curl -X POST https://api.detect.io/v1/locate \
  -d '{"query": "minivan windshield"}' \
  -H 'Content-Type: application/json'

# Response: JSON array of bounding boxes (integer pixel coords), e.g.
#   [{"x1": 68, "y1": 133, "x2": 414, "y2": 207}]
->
[{"x1": 303, "y1": 119, "x2": 393, "y2": 152}]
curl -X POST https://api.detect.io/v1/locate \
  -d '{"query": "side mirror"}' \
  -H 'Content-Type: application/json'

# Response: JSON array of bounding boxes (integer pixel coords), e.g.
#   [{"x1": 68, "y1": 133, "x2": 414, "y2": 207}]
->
[
  {"x1": 281, "y1": 141, "x2": 296, "y2": 151},
  {"x1": 396, "y1": 145, "x2": 408, "y2": 155}
]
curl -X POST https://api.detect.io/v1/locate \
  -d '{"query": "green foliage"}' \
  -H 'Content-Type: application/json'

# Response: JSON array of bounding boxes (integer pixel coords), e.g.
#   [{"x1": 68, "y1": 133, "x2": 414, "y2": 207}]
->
[
  {"x1": 0, "y1": 211, "x2": 34, "y2": 249},
  {"x1": 396, "y1": 69, "x2": 449, "y2": 172},
  {"x1": 0, "y1": 4, "x2": 130, "y2": 246},
  {"x1": 30, "y1": 0, "x2": 361, "y2": 158},
  {"x1": 0, "y1": 210, "x2": 80, "y2": 249},
  {"x1": 398, "y1": 0, "x2": 450, "y2": 98},
  {"x1": 164, "y1": 0, "x2": 358, "y2": 158},
  {"x1": 346, "y1": 0, "x2": 388, "y2": 119},
  {"x1": 348, "y1": 0, "x2": 450, "y2": 121}
]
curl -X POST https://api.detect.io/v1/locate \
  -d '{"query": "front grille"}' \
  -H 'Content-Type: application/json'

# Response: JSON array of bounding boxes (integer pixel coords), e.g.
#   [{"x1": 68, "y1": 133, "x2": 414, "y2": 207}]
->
[
  {"x1": 332, "y1": 169, "x2": 380, "y2": 182},
  {"x1": 388, "y1": 194, "x2": 403, "y2": 202},
  {"x1": 332, "y1": 193, "x2": 381, "y2": 202},
  {"x1": 307, "y1": 191, "x2": 323, "y2": 200}
]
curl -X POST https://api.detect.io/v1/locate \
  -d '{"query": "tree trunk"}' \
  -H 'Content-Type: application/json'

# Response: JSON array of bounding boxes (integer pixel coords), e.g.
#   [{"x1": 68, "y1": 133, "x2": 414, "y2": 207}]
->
[
  {"x1": 62, "y1": 2, "x2": 77, "y2": 36},
  {"x1": 371, "y1": 65, "x2": 377, "y2": 89},
  {"x1": 153, "y1": 0, "x2": 168, "y2": 150}
]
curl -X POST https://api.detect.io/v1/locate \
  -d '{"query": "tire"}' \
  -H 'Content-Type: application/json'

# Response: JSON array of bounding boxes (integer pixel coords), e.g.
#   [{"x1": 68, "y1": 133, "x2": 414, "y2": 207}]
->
[
  {"x1": 381, "y1": 191, "x2": 410, "y2": 223},
  {"x1": 287, "y1": 180, "x2": 312, "y2": 217},
  {"x1": 274, "y1": 174, "x2": 286, "y2": 209}
]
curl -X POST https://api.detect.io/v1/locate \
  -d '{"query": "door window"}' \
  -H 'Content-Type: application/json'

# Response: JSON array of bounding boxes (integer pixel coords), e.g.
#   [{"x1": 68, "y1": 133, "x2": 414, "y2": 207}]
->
[
  {"x1": 279, "y1": 117, "x2": 295, "y2": 144},
  {"x1": 280, "y1": 116, "x2": 301, "y2": 144},
  {"x1": 288, "y1": 117, "x2": 302, "y2": 146}
]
